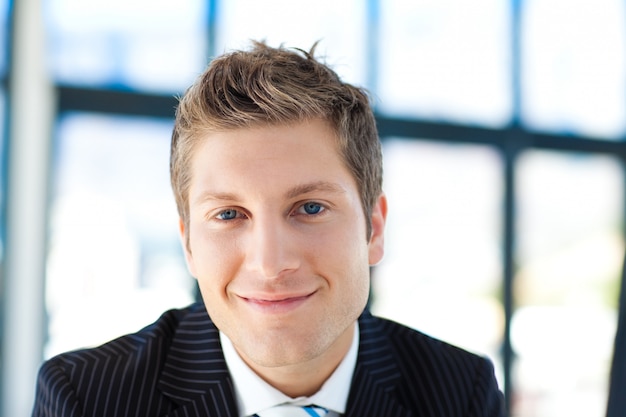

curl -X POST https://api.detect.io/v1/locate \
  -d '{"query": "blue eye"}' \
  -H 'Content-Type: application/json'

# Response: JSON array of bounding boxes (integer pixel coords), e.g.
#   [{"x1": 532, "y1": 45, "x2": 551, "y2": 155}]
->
[
  {"x1": 217, "y1": 209, "x2": 239, "y2": 220},
  {"x1": 301, "y1": 202, "x2": 324, "y2": 215}
]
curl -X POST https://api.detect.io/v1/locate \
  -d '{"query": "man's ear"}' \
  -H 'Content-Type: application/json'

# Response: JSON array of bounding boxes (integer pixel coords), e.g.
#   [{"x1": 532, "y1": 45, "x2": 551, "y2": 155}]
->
[
  {"x1": 179, "y1": 218, "x2": 197, "y2": 278},
  {"x1": 368, "y1": 193, "x2": 387, "y2": 266}
]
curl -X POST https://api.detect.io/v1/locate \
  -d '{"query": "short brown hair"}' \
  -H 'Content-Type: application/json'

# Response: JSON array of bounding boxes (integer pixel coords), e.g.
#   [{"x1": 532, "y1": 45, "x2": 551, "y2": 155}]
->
[{"x1": 171, "y1": 41, "x2": 382, "y2": 239}]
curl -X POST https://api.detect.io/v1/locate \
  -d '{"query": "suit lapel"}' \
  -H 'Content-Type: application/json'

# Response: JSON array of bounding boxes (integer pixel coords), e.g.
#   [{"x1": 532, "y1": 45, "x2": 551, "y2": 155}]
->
[
  {"x1": 155, "y1": 306, "x2": 413, "y2": 416},
  {"x1": 344, "y1": 311, "x2": 413, "y2": 417},
  {"x1": 158, "y1": 304, "x2": 239, "y2": 417}
]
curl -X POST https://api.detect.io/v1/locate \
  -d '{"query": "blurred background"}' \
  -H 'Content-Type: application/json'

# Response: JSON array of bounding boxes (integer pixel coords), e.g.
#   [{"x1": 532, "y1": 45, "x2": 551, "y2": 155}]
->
[{"x1": 1, "y1": 0, "x2": 625, "y2": 416}]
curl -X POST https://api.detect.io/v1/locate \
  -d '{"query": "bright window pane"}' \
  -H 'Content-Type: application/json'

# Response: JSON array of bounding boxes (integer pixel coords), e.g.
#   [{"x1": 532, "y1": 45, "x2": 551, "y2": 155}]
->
[
  {"x1": 521, "y1": 0, "x2": 626, "y2": 138},
  {"x1": 45, "y1": 0, "x2": 208, "y2": 93},
  {"x1": 372, "y1": 139, "x2": 504, "y2": 382},
  {"x1": 513, "y1": 151, "x2": 623, "y2": 417},
  {"x1": 216, "y1": 0, "x2": 367, "y2": 85},
  {"x1": 46, "y1": 113, "x2": 194, "y2": 357},
  {"x1": 378, "y1": 0, "x2": 512, "y2": 127}
]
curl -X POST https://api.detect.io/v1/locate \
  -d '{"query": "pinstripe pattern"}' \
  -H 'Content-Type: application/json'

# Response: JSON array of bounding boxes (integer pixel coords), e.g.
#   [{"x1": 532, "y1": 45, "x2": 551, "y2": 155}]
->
[
  {"x1": 345, "y1": 313, "x2": 504, "y2": 416},
  {"x1": 32, "y1": 303, "x2": 504, "y2": 416}
]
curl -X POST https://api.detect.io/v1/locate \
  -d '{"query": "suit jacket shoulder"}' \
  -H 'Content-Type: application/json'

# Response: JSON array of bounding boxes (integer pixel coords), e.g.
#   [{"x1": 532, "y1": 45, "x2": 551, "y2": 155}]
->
[
  {"x1": 32, "y1": 303, "x2": 238, "y2": 417},
  {"x1": 348, "y1": 312, "x2": 505, "y2": 417}
]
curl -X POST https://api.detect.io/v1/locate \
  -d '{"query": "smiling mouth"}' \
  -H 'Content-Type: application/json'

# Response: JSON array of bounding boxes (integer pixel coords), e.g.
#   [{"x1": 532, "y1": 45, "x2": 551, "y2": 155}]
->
[{"x1": 240, "y1": 292, "x2": 315, "y2": 311}]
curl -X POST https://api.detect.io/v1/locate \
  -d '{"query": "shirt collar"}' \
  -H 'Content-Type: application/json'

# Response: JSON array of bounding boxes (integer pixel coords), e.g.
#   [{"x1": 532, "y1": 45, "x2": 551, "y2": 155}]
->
[{"x1": 220, "y1": 323, "x2": 359, "y2": 417}]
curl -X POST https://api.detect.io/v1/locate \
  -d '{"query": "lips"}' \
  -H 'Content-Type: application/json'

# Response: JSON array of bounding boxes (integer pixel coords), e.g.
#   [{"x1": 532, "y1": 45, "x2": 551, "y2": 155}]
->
[{"x1": 240, "y1": 291, "x2": 315, "y2": 313}]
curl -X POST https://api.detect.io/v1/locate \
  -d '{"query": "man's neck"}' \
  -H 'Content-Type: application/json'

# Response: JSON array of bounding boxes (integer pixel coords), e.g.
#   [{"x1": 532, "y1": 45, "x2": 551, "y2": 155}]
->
[{"x1": 234, "y1": 323, "x2": 355, "y2": 398}]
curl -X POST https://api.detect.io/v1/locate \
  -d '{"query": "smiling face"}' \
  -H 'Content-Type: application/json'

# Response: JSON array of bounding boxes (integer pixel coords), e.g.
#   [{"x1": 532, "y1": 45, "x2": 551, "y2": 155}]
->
[{"x1": 181, "y1": 118, "x2": 386, "y2": 376}]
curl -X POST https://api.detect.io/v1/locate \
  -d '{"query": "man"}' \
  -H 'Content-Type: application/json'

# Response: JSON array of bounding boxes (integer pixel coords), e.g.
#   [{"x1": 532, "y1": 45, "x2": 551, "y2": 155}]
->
[{"x1": 32, "y1": 42, "x2": 505, "y2": 416}]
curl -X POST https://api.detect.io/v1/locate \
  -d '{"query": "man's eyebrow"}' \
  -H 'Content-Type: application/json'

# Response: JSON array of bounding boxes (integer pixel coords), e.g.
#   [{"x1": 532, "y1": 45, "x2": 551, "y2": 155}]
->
[
  {"x1": 285, "y1": 181, "x2": 347, "y2": 199},
  {"x1": 193, "y1": 181, "x2": 346, "y2": 204},
  {"x1": 194, "y1": 191, "x2": 240, "y2": 204}
]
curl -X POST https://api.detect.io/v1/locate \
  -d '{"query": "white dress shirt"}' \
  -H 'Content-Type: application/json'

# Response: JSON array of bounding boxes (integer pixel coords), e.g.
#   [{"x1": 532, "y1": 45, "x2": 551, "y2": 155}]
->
[{"x1": 220, "y1": 323, "x2": 359, "y2": 417}]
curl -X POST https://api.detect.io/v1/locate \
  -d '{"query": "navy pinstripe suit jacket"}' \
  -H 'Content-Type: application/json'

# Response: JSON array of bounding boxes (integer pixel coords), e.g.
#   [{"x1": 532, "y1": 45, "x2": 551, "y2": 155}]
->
[{"x1": 32, "y1": 302, "x2": 505, "y2": 416}]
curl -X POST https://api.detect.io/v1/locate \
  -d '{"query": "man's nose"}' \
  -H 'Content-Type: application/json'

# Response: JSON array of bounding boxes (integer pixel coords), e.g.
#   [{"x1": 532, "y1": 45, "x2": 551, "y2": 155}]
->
[{"x1": 244, "y1": 216, "x2": 300, "y2": 279}]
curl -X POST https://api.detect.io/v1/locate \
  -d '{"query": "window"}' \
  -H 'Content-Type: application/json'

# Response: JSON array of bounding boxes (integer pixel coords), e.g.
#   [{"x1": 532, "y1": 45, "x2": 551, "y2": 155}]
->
[
  {"x1": 513, "y1": 151, "x2": 623, "y2": 415},
  {"x1": 27, "y1": 2, "x2": 626, "y2": 417},
  {"x1": 46, "y1": 114, "x2": 194, "y2": 356},
  {"x1": 373, "y1": 139, "x2": 504, "y2": 381},
  {"x1": 45, "y1": 0, "x2": 208, "y2": 92},
  {"x1": 378, "y1": 0, "x2": 512, "y2": 127},
  {"x1": 521, "y1": 0, "x2": 626, "y2": 138},
  {"x1": 215, "y1": 0, "x2": 368, "y2": 85}
]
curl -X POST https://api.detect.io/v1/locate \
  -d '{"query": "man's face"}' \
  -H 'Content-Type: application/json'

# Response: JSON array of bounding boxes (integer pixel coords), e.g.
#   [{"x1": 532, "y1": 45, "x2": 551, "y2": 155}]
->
[{"x1": 181, "y1": 118, "x2": 386, "y2": 370}]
